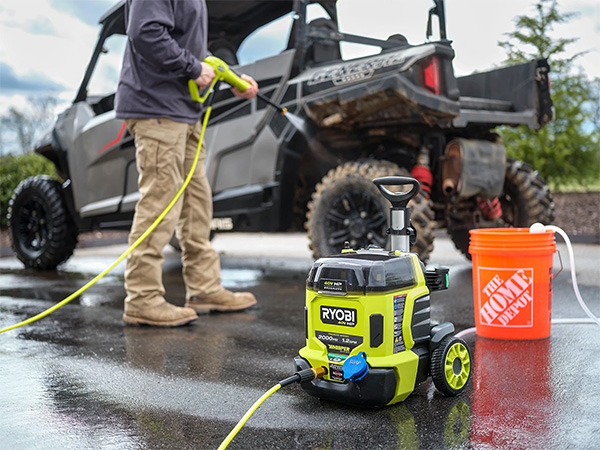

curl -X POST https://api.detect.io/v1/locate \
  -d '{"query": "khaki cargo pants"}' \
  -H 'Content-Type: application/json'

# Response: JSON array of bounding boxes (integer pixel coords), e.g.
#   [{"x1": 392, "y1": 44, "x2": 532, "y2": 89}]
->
[{"x1": 124, "y1": 118, "x2": 222, "y2": 312}]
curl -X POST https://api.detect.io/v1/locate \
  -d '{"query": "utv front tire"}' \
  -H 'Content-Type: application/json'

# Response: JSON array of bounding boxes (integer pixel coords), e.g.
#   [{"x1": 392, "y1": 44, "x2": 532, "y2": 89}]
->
[
  {"x1": 8, "y1": 176, "x2": 78, "y2": 270},
  {"x1": 306, "y1": 160, "x2": 435, "y2": 261}
]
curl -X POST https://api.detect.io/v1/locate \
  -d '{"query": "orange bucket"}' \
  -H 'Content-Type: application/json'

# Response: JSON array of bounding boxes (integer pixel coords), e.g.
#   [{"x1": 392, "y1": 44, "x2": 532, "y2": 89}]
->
[{"x1": 469, "y1": 228, "x2": 556, "y2": 340}]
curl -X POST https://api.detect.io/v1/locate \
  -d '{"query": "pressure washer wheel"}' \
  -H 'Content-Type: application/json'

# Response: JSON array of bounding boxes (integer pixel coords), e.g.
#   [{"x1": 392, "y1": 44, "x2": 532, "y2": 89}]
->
[
  {"x1": 431, "y1": 336, "x2": 472, "y2": 396},
  {"x1": 306, "y1": 160, "x2": 435, "y2": 262},
  {"x1": 7, "y1": 176, "x2": 78, "y2": 270},
  {"x1": 449, "y1": 158, "x2": 555, "y2": 259}
]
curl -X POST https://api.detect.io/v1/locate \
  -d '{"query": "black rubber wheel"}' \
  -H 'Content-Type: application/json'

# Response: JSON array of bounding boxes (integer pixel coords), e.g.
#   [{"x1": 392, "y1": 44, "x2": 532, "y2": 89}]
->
[
  {"x1": 450, "y1": 158, "x2": 555, "y2": 259},
  {"x1": 431, "y1": 336, "x2": 472, "y2": 396},
  {"x1": 7, "y1": 176, "x2": 78, "y2": 270},
  {"x1": 305, "y1": 160, "x2": 435, "y2": 262}
]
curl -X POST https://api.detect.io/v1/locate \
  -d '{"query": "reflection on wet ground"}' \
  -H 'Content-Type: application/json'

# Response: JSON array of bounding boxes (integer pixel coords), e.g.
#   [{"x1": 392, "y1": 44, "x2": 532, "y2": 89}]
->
[{"x1": 1, "y1": 236, "x2": 599, "y2": 449}]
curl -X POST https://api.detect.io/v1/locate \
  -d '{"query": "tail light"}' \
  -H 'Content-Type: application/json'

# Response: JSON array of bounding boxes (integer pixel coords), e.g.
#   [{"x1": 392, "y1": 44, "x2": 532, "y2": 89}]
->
[{"x1": 421, "y1": 57, "x2": 441, "y2": 95}]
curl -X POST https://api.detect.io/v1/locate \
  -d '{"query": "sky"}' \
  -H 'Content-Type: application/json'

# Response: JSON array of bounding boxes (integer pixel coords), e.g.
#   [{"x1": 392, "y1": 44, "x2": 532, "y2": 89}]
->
[{"x1": 0, "y1": 0, "x2": 599, "y2": 151}]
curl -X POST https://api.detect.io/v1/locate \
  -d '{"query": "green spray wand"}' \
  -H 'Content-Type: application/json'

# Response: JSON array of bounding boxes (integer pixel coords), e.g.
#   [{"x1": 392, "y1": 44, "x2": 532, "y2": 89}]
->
[
  {"x1": 188, "y1": 56, "x2": 252, "y2": 103},
  {"x1": 189, "y1": 56, "x2": 313, "y2": 137},
  {"x1": 189, "y1": 56, "x2": 287, "y2": 114}
]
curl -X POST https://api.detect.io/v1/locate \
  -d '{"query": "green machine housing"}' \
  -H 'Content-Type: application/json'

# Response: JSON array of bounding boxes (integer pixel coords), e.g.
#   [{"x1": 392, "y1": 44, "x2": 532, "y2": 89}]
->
[{"x1": 294, "y1": 176, "x2": 471, "y2": 408}]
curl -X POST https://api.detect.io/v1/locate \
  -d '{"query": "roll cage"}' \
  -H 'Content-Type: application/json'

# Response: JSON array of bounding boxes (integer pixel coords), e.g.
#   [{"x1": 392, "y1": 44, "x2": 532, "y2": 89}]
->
[{"x1": 74, "y1": 0, "x2": 450, "y2": 104}]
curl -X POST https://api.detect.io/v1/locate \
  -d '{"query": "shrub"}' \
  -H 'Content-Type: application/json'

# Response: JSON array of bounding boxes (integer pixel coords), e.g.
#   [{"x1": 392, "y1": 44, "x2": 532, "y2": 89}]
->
[{"x1": 0, "y1": 153, "x2": 56, "y2": 227}]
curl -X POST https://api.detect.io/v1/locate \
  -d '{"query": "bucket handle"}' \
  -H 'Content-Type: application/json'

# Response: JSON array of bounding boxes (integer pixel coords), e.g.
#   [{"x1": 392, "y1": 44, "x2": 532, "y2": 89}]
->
[{"x1": 553, "y1": 250, "x2": 563, "y2": 280}]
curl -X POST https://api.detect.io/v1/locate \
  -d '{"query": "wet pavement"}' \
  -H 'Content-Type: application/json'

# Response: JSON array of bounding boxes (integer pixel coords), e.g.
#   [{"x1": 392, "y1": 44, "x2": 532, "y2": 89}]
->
[{"x1": 1, "y1": 233, "x2": 599, "y2": 449}]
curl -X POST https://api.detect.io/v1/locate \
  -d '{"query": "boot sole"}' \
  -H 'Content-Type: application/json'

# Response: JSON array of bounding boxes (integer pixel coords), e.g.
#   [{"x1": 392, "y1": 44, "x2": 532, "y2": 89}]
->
[
  {"x1": 122, "y1": 313, "x2": 198, "y2": 327},
  {"x1": 185, "y1": 299, "x2": 257, "y2": 315}
]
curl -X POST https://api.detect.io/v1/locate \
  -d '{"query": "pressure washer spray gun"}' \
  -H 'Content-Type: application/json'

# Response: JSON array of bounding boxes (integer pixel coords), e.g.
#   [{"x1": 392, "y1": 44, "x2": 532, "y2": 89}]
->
[
  {"x1": 295, "y1": 176, "x2": 473, "y2": 407},
  {"x1": 188, "y1": 56, "x2": 257, "y2": 104},
  {"x1": 188, "y1": 56, "x2": 285, "y2": 113},
  {"x1": 188, "y1": 56, "x2": 312, "y2": 135}
]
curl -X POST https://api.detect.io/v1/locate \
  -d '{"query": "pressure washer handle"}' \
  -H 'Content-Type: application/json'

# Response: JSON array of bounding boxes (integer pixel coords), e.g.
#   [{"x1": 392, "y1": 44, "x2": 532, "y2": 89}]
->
[
  {"x1": 189, "y1": 56, "x2": 250, "y2": 103},
  {"x1": 373, "y1": 176, "x2": 421, "y2": 209},
  {"x1": 204, "y1": 56, "x2": 251, "y2": 92}
]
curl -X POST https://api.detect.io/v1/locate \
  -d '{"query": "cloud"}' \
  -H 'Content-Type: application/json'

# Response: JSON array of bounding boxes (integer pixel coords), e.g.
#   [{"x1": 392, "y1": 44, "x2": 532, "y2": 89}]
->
[
  {"x1": 26, "y1": 16, "x2": 58, "y2": 36},
  {"x1": 0, "y1": 15, "x2": 58, "y2": 36},
  {"x1": 49, "y1": 0, "x2": 116, "y2": 26},
  {"x1": 0, "y1": 1, "x2": 100, "y2": 100},
  {"x1": 0, "y1": 61, "x2": 65, "y2": 93}
]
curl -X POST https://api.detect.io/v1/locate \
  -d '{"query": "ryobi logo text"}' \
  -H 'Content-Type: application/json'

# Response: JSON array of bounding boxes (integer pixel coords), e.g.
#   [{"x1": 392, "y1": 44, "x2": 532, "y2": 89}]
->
[
  {"x1": 478, "y1": 268, "x2": 534, "y2": 327},
  {"x1": 320, "y1": 306, "x2": 357, "y2": 327}
]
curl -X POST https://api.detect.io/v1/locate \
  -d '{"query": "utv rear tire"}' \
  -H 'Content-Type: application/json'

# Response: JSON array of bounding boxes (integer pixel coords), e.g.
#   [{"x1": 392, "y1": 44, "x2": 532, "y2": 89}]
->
[
  {"x1": 8, "y1": 176, "x2": 78, "y2": 270},
  {"x1": 501, "y1": 158, "x2": 555, "y2": 226},
  {"x1": 306, "y1": 160, "x2": 435, "y2": 262},
  {"x1": 450, "y1": 158, "x2": 555, "y2": 259}
]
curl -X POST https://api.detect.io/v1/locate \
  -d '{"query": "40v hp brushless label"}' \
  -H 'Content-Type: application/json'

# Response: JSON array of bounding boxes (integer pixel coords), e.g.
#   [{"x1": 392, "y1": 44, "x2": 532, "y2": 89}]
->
[
  {"x1": 316, "y1": 331, "x2": 363, "y2": 382},
  {"x1": 318, "y1": 278, "x2": 347, "y2": 294}
]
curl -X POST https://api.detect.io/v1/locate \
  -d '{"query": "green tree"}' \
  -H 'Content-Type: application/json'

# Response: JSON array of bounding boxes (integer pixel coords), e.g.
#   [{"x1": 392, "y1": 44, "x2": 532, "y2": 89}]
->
[{"x1": 497, "y1": 0, "x2": 599, "y2": 188}]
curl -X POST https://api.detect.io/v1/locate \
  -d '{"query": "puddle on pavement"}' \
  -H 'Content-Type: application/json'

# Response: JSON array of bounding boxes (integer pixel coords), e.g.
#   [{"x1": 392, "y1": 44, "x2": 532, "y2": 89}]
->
[{"x1": 220, "y1": 268, "x2": 263, "y2": 288}]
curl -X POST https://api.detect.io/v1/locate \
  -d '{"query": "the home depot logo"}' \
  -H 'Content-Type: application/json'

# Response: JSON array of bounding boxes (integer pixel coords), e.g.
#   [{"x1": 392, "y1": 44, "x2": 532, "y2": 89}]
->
[{"x1": 477, "y1": 268, "x2": 534, "y2": 327}]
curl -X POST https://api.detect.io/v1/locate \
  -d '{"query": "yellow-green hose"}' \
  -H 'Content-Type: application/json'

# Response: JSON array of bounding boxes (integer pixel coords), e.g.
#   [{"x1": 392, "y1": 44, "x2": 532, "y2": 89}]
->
[
  {"x1": 217, "y1": 383, "x2": 281, "y2": 450},
  {"x1": 216, "y1": 367, "x2": 326, "y2": 449}
]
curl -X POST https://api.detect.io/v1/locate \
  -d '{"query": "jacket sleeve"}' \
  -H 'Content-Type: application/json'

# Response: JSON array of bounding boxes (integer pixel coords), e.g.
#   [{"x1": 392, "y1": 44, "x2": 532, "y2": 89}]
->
[{"x1": 126, "y1": 0, "x2": 204, "y2": 80}]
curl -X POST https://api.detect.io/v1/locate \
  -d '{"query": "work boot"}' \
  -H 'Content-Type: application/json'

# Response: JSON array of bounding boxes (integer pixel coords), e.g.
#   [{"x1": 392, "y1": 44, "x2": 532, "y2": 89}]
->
[
  {"x1": 185, "y1": 289, "x2": 257, "y2": 314},
  {"x1": 123, "y1": 301, "x2": 198, "y2": 327}
]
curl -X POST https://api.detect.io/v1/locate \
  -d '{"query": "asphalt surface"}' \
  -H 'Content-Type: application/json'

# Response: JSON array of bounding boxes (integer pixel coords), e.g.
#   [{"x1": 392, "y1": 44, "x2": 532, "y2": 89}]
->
[{"x1": 1, "y1": 233, "x2": 599, "y2": 450}]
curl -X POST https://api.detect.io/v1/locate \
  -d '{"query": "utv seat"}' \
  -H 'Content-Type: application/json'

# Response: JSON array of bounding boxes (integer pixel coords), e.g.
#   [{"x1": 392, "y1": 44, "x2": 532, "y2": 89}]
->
[
  {"x1": 306, "y1": 18, "x2": 341, "y2": 64},
  {"x1": 208, "y1": 39, "x2": 239, "y2": 65},
  {"x1": 385, "y1": 34, "x2": 411, "y2": 48}
]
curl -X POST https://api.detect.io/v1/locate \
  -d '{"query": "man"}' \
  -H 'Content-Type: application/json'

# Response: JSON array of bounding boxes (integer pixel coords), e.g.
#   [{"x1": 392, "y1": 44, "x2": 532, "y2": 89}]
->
[{"x1": 115, "y1": 0, "x2": 259, "y2": 327}]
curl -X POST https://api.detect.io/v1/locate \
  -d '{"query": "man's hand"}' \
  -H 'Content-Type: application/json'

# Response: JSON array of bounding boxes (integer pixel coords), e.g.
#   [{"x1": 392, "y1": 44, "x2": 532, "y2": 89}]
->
[
  {"x1": 232, "y1": 74, "x2": 258, "y2": 100},
  {"x1": 194, "y1": 62, "x2": 216, "y2": 89}
]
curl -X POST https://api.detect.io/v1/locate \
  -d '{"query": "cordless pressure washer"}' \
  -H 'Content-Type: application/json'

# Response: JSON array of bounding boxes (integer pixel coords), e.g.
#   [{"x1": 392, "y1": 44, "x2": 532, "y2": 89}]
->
[{"x1": 295, "y1": 176, "x2": 472, "y2": 407}]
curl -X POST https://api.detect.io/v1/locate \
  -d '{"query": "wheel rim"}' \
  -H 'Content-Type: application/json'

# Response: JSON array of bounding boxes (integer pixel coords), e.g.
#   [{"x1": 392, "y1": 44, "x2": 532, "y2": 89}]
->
[
  {"x1": 15, "y1": 196, "x2": 49, "y2": 258},
  {"x1": 444, "y1": 342, "x2": 470, "y2": 391},
  {"x1": 499, "y1": 189, "x2": 520, "y2": 226},
  {"x1": 325, "y1": 189, "x2": 387, "y2": 250}
]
